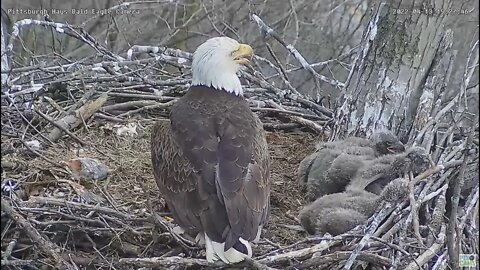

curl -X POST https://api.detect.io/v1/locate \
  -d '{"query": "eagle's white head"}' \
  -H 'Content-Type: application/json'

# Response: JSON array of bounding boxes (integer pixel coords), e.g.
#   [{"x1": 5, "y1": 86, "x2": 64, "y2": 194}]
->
[{"x1": 191, "y1": 37, "x2": 253, "y2": 96}]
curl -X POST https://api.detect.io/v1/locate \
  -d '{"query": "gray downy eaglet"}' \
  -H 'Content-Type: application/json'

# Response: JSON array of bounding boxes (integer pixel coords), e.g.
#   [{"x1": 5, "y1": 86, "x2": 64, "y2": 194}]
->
[{"x1": 298, "y1": 131, "x2": 405, "y2": 200}]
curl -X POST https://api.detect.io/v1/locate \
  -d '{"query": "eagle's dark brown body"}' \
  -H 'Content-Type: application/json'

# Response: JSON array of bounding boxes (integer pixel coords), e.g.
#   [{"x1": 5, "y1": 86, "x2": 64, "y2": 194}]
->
[{"x1": 151, "y1": 86, "x2": 270, "y2": 252}]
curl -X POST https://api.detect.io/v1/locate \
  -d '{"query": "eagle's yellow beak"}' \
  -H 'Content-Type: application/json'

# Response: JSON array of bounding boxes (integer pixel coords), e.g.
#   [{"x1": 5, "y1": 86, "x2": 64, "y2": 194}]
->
[{"x1": 233, "y1": 44, "x2": 253, "y2": 65}]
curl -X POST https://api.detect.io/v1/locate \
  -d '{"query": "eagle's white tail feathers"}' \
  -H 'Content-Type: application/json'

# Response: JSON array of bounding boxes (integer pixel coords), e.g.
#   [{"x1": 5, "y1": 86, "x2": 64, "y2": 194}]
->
[
  {"x1": 253, "y1": 225, "x2": 263, "y2": 243},
  {"x1": 205, "y1": 234, "x2": 252, "y2": 264},
  {"x1": 195, "y1": 233, "x2": 206, "y2": 246}
]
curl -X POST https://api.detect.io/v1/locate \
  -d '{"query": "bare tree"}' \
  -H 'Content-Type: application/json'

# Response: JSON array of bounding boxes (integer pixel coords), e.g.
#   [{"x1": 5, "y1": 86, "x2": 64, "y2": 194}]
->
[
  {"x1": 333, "y1": 0, "x2": 463, "y2": 139},
  {"x1": 1, "y1": 8, "x2": 11, "y2": 93}
]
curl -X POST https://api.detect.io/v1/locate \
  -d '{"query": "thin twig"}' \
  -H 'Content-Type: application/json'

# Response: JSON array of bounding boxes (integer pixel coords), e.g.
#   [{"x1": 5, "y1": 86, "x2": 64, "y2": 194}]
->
[{"x1": 1, "y1": 198, "x2": 77, "y2": 270}]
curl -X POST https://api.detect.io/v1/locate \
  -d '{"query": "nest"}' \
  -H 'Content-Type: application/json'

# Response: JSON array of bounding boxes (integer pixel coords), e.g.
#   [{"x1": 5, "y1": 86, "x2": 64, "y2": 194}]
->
[
  {"x1": 1, "y1": 12, "x2": 479, "y2": 270},
  {"x1": 1, "y1": 123, "x2": 320, "y2": 269}
]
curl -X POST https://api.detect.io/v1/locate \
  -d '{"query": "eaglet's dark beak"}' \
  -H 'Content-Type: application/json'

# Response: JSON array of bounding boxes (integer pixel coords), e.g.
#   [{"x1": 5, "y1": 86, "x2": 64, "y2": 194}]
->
[{"x1": 387, "y1": 142, "x2": 406, "y2": 153}]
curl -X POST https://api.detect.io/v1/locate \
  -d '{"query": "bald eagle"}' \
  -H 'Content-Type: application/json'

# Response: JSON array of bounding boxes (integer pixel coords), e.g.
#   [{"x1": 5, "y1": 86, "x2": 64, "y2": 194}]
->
[{"x1": 151, "y1": 37, "x2": 271, "y2": 264}]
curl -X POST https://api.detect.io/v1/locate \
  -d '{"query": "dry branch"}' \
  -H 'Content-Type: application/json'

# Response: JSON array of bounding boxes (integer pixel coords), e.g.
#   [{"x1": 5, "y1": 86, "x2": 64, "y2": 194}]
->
[
  {"x1": 266, "y1": 100, "x2": 325, "y2": 134},
  {"x1": 251, "y1": 14, "x2": 344, "y2": 89},
  {"x1": 343, "y1": 205, "x2": 393, "y2": 269},
  {"x1": 35, "y1": 108, "x2": 87, "y2": 146},
  {"x1": 447, "y1": 113, "x2": 479, "y2": 270},
  {"x1": 1, "y1": 198, "x2": 77, "y2": 270},
  {"x1": 404, "y1": 225, "x2": 447, "y2": 270},
  {"x1": 47, "y1": 93, "x2": 108, "y2": 142},
  {"x1": 1, "y1": 259, "x2": 35, "y2": 266},
  {"x1": 298, "y1": 251, "x2": 392, "y2": 269},
  {"x1": 1, "y1": 230, "x2": 20, "y2": 259},
  {"x1": 119, "y1": 256, "x2": 276, "y2": 270},
  {"x1": 258, "y1": 237, "x2": 342, "y2": 265},
  {"x1": 21, "y1": 196, "x2": 135, "y2": 220}
]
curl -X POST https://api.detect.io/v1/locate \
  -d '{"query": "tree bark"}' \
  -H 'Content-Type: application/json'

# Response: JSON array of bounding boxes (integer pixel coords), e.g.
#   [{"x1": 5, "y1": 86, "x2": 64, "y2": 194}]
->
[
  {"x1": 333, "y1": 0, "x2": 455, "y2": 142},
  {"x1": 1, "y1": 8, "x2": 11, "y2": 93}
]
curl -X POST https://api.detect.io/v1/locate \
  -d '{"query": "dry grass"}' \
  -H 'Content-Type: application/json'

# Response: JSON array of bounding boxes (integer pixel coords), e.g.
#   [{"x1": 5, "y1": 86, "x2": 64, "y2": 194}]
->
[{"x1": 264, "y1": 131, "x2": 317, "y2": 244}]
